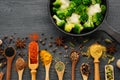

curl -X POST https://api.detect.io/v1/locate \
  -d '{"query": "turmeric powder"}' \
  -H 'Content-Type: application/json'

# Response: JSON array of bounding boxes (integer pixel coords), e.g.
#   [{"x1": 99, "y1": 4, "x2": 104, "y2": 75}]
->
[{"x1": 40, "y1": 50, "x2": 52, "y2": 65}]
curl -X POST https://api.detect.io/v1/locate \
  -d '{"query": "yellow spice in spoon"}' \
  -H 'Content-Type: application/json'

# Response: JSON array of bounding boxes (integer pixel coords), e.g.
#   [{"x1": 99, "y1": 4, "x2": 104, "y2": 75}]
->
[{"x1": 40, "y1": 50, "x2": 52, "y2": 65}]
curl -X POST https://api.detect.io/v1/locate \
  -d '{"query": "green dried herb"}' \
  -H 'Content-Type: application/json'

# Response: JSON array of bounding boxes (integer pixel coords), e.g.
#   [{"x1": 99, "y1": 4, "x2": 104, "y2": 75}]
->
[
  {"x1": 69, "y1": 42, "x2": 75, "y2": 47},
  {"x1": 104, "y1": 38, "x2": 112, "y2": 43},
  {"x1": 55, "y1": 62, "x2": 65, "y2": 72}
]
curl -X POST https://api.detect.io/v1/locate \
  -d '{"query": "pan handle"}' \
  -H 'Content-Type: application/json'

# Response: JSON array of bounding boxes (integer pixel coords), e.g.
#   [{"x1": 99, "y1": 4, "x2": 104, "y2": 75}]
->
[{"x1": 99, "y1": 21, "x2": 120, "y2": 44}]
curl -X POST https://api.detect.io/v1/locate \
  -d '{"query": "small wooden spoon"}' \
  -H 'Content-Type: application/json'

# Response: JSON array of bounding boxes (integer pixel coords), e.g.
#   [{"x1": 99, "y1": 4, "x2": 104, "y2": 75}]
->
[
  {"x1": 55, "y1": 61, "x2": 65, "y2": 80},
  {"x1": 80, "y1": 63, "x2": 90, "y2": 80},
  {"x1": 15, "y1": 58, "x2": 25, "y2": 80},
  {"x1": 45, "y1": 62, "x2": 52, "y2": 80},
  {"x1": 4, "y1": 47, "x2": 16, "y2": 80},
  {"x1": 89, "y1": 43, "x2": 103, "y2": 80}
]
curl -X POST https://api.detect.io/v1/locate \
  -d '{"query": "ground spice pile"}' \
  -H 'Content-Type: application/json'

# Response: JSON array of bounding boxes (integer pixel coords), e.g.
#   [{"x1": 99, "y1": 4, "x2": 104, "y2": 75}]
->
[
  {"x1": 15, "y1": 57, "x2": 26, "y2": 70},
  {"x1": 40, "y1": 50, "x2": 52, "y2": 65},
  {"x1": 70, "y1": 51, "x2": 80, "y2": 62}
]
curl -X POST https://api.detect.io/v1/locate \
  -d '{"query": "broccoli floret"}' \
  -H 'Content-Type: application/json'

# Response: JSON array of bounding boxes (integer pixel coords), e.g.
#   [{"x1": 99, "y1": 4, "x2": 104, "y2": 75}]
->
[
  {"x1": 64, "y1": 23, "x2": 74, "y2": 32},
  {"x1": 53, "y1": 15, "x2": 66, "y2": 28},
  {"x1": 53, "y1": 0, "x2": 61, "y2": 8},
  {"x1": 75, "y1": 4, "x2": 87, "y2": 14},
  {"x1": 72, "y1": 24, "x2": 84, "y2": 34},
  {"x1": 82, "y1": 0, "x2": 92, "y2": 5},
  {"x1": 79, "y1": 12, "x2": 88, "y2": 23},
  {"x1": 66, "y1": 1, "x2": 76, "y2": 16},
  {"x1": 101, "y1": 5, "x2": 107, "y2": 14},
  {"x1": 92, "y1": 0, "x2": 101, "y2": 4},
  {"x1": 52, "y1": 7, "x2": 59, "y2": 13},
  {"x1": 83, "y1": 16, "x2": 94, "y2": 29},
  {"x1": 92, "y1": 12, "x2": 104, "y2": 26},
  {"x1": 56, "y1": 10, "x2": 68, "y2": 19},
  {"x1": 71, "y1": 0, "x2": 82, "y2": 5}
]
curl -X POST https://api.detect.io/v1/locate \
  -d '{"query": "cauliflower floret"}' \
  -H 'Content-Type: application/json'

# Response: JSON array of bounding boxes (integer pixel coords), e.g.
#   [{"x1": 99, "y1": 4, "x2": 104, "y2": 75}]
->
[
  {"x1": 88, "y1": 4, "x2": 101, "y2": 16},
  {"x1": 60, "y1": 0, "x2": 70, "y2": 10},
  {"x1": 66, "y1": 13, "x2": 80, "y2": 24}
]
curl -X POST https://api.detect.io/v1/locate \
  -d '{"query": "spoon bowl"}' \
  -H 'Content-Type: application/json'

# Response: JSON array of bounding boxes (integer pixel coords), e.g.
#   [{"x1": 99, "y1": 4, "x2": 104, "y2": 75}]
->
[{"x1": 55, "y1": 61, "x2": 65, "y2": 80}]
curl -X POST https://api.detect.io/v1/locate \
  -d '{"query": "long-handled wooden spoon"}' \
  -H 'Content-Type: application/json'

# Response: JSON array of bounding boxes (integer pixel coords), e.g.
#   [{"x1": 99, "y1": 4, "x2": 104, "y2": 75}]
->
[
  {"x1": 70, "y1": 51, "x2": 80, "y2": 80},
  {"x1": 4, "y1": 47, "x2": 16, "y2": 80},
  {"x1": 45, "y1": 62, "x2": 51, "y2": 80},
  {"x1": 55, "y1": 61, "x2": 65, "y2": 80},
  {"x1": 89, "y1": 43, "x2": 104, "y2": 80}
]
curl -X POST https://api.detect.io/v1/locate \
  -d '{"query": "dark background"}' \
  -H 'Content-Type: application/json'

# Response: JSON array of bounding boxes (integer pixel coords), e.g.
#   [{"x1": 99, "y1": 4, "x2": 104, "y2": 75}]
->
[{"x1": 0, "y1": 0, "x2": 120, "y2": 80}]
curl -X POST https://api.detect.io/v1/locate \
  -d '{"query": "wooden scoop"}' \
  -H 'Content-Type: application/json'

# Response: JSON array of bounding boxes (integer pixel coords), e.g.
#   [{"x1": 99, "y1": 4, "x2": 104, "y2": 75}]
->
[
  {"x1": 4, "y1": 47, "x2": 16, "y2": 80},
  {"x1": 45, "y1": 62, "x2": 52, "y2": 80},
  {"x1": 28, "y1": 41, "x2": 39, "y2": 80},
  {"x1": 89, "y1": 43, "x2": 104, "y2": 80},
  {"x1": 55, "y1": 61, "x2": 65, "y2": 80}
]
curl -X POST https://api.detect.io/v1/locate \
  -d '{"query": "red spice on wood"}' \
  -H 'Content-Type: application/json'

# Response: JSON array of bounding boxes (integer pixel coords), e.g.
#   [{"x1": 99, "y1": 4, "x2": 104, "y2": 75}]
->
[{"x1": 29, "y1": 41, "x2": 38, "y2": 64}]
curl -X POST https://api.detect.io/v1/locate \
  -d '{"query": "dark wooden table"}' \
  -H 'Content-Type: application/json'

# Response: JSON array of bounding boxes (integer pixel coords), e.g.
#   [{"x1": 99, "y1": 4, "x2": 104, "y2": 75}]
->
[{"x1": 0, "y1": 0, "x2": 120, "y2": 80}]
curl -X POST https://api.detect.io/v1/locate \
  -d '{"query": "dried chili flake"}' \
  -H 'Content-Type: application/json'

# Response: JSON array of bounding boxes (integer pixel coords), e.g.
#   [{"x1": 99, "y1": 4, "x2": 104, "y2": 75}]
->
[
  {"x1": 29, "y1": 33, "x2": 39, "y2": 41},
  {"x1": 29, "y1": 41, "x2": 38, "y2": 64}
]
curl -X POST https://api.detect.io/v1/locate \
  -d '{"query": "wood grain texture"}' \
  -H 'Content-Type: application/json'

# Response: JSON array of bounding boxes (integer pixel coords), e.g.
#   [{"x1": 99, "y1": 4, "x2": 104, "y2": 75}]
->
[{"x1": 0, "y1": 0, "x2": 120, "y2": 80}]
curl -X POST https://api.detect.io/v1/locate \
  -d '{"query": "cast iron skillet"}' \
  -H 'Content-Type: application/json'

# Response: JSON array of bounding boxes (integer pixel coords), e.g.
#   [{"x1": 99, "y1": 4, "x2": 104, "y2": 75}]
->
[{"x1": 48, "y1": 0, "x2": 120, "y2": 43}]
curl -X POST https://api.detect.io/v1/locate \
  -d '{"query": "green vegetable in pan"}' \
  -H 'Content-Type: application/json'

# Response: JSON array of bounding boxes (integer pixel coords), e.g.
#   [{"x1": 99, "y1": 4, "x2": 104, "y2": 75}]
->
[{"x1": 52, "y1": 0, "x2": 107, "y2": 34}]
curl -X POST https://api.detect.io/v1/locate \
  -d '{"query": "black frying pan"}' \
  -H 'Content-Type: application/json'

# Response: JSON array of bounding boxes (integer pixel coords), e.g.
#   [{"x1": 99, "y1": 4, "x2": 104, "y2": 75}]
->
[{"x1": 48, "y1": 0, "x2": 120, "y2": 43}]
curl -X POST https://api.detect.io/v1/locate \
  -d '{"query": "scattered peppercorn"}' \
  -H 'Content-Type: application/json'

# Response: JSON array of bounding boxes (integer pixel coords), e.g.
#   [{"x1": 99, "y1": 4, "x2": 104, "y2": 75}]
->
[
  {"x1": 0, "y1": 39, "x2": 3, "y2": 45},
  {"x1": 64, "y1": 45, "x2": 68, "y2": 49}
]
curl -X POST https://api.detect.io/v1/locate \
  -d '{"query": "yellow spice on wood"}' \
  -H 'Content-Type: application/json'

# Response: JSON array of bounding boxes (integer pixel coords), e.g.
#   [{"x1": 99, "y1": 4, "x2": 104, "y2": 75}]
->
[{"x1": 40, "y1": 50, "x2": 52, "y2": 65}]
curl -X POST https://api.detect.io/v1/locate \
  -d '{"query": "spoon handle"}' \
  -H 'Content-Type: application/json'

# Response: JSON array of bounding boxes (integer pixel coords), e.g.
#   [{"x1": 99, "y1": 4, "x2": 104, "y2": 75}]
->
[
  {"x1": 31, "y1": 70, "x2": 36, "y2": 80},
  {"x1": 72, "y1": 62, "x2": 76, "y2": 80},
  {"x1": 6, "y1": 60, "x2": 12, "y2": 80},
  {"x1": 18, "y1": 70, "x2": 24, "y2": 80},
  {"x1": 45, "y1": 66, "x2": 50, "y2": 80},
  {"x1": 94, "y1": 60, "x2": 100, "y2": 80}
]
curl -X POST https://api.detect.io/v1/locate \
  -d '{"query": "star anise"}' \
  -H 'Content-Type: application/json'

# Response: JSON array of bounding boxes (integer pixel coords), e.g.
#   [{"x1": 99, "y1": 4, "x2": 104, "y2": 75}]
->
[
  {"x1": 15, "y1": 38, "x2": 26, "y2": 49},
  {"x1": 107, "y1": 44, "x2": 116, "y2": 54},
  {"x1": 55, "y1": 37, "x2": 64, "y2": 46}
]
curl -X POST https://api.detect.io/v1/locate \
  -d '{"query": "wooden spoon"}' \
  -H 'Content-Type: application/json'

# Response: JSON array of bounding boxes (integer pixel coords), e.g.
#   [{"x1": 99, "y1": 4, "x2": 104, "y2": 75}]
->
[
  {"x1": 45, "y1": 62, "x2": 51, "y2": 80},
  {"x1": 89, "y1": 43, "x2": 103, "y2": 80},
  {"x1": 4, "y1": 47, "x2": 16, "y2": 80},
  {"x1": 70, "y1": 51, "x2": 80, "y2": 80},
  {"x1": 15, "y1": 58, "x2": 25, "y2": 80},
  {"x1": 55, "y1": 61, "x2": 65, "y2": 80},
  {"x1": 80, "y1": 63, "x2": 90, "y2": 80}
]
